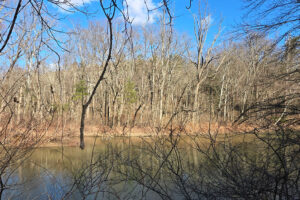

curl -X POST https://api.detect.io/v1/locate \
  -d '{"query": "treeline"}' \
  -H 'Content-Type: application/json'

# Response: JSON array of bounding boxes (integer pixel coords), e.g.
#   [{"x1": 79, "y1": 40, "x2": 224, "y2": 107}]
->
[{"x1": 1, "y1": 21, "x2": 299, "y2": 130}]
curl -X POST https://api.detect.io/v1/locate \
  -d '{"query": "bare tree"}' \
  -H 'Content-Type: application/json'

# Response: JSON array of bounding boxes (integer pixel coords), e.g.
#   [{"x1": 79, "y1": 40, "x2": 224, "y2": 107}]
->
[
  {"x1": 239, "y1": 0, "x2": 300, "y2": 43},
  {"x1": 189, "y1": 2, "x2": 225, "y2": 123}
]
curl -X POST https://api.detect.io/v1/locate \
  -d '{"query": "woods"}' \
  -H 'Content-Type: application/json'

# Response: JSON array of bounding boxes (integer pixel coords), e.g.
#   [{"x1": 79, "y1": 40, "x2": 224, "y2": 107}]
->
[
  {"x1": 1, "y1": 20, "x2": 298, "y2": 133},
  {"x1": 0, "y1": 0, "x2": 299, "y2": 199}
]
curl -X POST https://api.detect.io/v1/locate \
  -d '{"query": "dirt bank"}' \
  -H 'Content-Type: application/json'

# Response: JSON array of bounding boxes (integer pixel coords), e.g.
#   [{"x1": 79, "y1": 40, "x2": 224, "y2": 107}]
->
[{"x1": 38, "y1": 122, "x2": 255, "y2": 147}]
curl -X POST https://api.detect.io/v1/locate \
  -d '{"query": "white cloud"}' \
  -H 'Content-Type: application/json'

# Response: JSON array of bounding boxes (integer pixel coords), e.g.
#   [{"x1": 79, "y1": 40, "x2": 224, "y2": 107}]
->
[
  {"x1": 201, "y1": 15, "x2": 213, "y2": 27},
  {"x1": 55, "y1": 0, "x2": 160, "y2": 25},
  {"x1": 124, "y1": 0, "x2": 160, "y2": 26},
  {"x1": 67, "y1": 0, "x2": 95, "y2": 6},
  {"x1": 56, "y1": 0, "x2": 96, "y2": 12}
]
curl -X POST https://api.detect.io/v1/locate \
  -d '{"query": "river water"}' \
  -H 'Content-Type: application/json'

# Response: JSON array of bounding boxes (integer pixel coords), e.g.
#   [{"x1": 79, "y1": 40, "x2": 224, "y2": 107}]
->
[
  {"x1": 4, "y1": 136, "x2": 201, "y2": 200},
  {"x1": 5, "y1": 134, "x2": 290, "y2": 200}
]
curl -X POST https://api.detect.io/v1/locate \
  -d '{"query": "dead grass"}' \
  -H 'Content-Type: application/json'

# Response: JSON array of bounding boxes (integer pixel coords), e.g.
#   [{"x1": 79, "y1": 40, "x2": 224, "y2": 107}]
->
[{"x1": 3, "y1": 119, "x2": 298, "y2": 147}]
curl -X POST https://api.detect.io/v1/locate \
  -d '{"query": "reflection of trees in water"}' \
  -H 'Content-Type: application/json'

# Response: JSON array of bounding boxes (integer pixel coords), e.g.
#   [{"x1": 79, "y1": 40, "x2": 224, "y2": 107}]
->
[
  {"x1": 111, "y1": 134, "x2": 299, "y2": 200},
  {"x1": 7, "y1": 132, "x2": 300, "y2": 199}
]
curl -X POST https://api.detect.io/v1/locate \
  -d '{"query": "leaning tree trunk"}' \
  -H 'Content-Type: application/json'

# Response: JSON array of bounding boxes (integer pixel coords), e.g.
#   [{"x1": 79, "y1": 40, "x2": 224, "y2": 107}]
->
[{"x1": 79, "y1": 5, "x2": 114, "y2": 149}]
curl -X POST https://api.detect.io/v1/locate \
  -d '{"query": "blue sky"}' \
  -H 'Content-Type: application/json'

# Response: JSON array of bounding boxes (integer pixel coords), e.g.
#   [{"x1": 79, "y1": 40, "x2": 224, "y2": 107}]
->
[
  {"x1": 172, "y1": 0, "x2": 244, "y2": 43},
  {"x1": 52, "y1": 0, "x2": 245, "y2": 43},
  {"x1": 40, "y1": 0, "x2": 246, "y2": 66}
]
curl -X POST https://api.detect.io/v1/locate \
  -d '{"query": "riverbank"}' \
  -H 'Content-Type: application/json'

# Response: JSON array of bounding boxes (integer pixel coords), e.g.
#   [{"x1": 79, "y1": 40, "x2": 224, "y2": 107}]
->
[
  {"x1": 4, "y1": 120, "x2": 295, "y2": 148},
  {"x1": 39, "y1": 122, "x2": 255, "y2": 147}
]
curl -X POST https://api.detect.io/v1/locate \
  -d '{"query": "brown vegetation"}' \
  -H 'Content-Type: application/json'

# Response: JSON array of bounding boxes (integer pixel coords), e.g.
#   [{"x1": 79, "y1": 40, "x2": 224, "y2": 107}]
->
[{"x1": 0, "y1": 0, "x2": 299, "y2": 199}]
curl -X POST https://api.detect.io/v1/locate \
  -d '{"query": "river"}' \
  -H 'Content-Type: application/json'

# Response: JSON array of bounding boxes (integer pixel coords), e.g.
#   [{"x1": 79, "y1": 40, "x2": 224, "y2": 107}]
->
[{"x1": 4, "y1": 136, "x2": 200, "y2": 200}]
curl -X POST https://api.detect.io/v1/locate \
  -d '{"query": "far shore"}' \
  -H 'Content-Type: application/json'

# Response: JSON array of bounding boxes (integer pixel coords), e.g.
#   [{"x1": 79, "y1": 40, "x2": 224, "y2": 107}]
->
[
  {"x1": 38, "y1": 122, "x2": 256, "y2": 147},
  {"x1": 4, "y1": 121, "x2": 296, "y2": 148}
]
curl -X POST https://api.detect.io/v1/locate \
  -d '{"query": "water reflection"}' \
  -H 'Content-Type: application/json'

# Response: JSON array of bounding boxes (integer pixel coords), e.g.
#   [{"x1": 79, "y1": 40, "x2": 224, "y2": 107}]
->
[
  {"x1": 6, "y1": 136, "x2": 198, "y2": 200},
  {"x1": 4, "y1": 134, "x2": 291, "y2": 200}
]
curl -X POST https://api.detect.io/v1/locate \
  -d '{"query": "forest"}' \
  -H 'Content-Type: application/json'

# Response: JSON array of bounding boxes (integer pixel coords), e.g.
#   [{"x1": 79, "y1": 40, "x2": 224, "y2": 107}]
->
[{"x1": 0, "y1": 0, "x2": 299, "y2": 199}]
